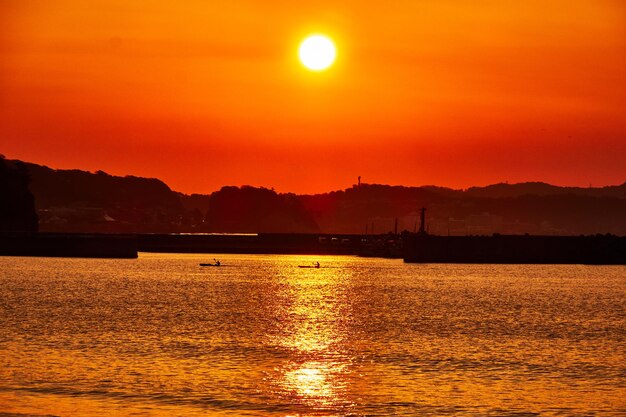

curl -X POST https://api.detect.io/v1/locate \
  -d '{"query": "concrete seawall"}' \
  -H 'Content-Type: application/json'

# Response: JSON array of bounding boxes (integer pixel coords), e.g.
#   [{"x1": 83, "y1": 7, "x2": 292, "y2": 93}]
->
[
  {"x1": 2, "y1": 232, "x2": 625, "y2": 264},
  {"x1": 0, "y1": 232, "x2": 138, "y2": 258},
  {"x1": 404, "y1": 234, "x2": 626, "y2": 264},
  {"x1": 137, "y1": 233, "x2": 360, "y2": 255},
  {"x1": 0, "y1": 232, "x2": 363, "y2": 258}
]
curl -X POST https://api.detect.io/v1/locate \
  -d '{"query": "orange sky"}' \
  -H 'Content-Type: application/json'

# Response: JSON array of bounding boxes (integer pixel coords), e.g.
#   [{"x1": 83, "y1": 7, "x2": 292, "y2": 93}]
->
[{"x1": 1, "y1": 1, "x2": 625, "y2": 194}]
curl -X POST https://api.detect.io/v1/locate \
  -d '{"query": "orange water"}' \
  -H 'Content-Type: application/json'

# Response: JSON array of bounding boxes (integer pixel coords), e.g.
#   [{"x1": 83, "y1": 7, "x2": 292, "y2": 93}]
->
[{"x1": 1, "y1": 254, "x2": 624, "y2": 416}]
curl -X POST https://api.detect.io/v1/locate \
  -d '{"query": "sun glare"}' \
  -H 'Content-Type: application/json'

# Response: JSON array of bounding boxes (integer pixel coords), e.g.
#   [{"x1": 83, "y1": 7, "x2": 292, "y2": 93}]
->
[{"x1": 298, "y1": 35, "x2": 336, "y2": 71}]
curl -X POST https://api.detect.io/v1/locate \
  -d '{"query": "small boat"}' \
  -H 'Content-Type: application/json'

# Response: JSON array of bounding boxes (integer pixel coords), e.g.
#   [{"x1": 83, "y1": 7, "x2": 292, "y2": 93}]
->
[
  {"x1": 298, "y1": 263, "x2": 320, "y2": 269},
  {"x1": 200, "y1": 259, "x2": 221, "y2": 267}
]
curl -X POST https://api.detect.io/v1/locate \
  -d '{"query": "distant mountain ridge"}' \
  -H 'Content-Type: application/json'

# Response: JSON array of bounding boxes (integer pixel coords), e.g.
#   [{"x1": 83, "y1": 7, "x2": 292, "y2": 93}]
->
[
  {"x1": 4, "y1": 157, "x2": 626, "y2": 235},
  {"x1": 298, "y1": 182, "x2": 626, "y2": 235},
  {"x1": 465, "y1": 181, "x2": 626, "y2": 199}
]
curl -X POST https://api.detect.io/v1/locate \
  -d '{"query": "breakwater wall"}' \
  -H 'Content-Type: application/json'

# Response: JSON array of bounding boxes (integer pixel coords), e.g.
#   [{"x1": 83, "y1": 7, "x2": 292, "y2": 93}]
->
[
  {"x1": 404, "y1": 234, "x2": 626, "y2": 264},
  {"x1": 137, "y1": 233, "x2": 361, "y2": 255},
  {"x1": 0, "y1": 232, "x2": 138, "y2": 258},
  {"x1": 0, "y1": 232, "x2": 366, "y2": 258},
  {"x1": 3, "y1": 232, "x2": 624, "y2": 264}
]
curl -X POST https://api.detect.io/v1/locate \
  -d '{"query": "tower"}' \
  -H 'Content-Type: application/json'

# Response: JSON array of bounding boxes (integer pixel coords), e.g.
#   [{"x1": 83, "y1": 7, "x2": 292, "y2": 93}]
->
[{"x1": 418, "y1": 207, "x2": 427, "y2": 235}]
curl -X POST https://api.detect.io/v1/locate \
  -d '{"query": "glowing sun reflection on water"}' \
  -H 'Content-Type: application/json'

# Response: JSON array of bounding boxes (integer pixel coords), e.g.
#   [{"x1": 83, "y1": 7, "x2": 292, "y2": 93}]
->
[
  {"x1": 269, "y1": 256, "x2": 356, "y2": 415},
  {"x1": 285, "y1": 361, "x2": 342, "y2": 405}
]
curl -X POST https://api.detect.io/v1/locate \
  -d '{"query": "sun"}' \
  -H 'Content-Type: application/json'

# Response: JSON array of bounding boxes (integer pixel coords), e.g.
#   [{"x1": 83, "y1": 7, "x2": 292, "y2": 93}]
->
[{"x1": 298, "y1": 35, "x2": 336, "y2": 71}]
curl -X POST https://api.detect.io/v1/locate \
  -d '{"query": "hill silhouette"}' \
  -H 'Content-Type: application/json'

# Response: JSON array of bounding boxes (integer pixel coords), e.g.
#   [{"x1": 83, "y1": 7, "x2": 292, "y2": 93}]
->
[
  {"x1": 24, "y1": 162, "x2": 184, "y2": 233},
  {"x1": 300, "y1": 183, "x2": 626, "y2": 235},
  {"x1": 205, "y1": 186, "x2": 318, "y2": 233},
  {"x1": 465, "y1": 181, "x2": 626, "y2": 199},
  {"x1": 14, "y1": 160, "x2": 320, "y2": 233},
  {"x1": 4, "y1": 157, "x2": 626, "y2": 235}
]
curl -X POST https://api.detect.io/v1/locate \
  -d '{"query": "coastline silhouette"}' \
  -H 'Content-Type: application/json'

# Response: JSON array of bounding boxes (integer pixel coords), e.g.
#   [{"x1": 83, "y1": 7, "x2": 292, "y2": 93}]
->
[{"x1": 2, "y1": 157, "x2": 625, "y2": 237}]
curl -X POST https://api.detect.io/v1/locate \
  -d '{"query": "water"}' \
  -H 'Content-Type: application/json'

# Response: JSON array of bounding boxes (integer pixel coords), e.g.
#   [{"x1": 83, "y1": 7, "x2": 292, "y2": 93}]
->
[{"x1": 1, "y1": 254, "x2": 624, "y2": 416}]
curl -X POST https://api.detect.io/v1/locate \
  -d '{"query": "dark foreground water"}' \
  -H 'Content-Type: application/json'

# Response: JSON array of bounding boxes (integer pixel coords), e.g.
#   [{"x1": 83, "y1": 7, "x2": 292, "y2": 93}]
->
[{"x1": 0, "y1": 254, "x2": 625, "y2": 416}]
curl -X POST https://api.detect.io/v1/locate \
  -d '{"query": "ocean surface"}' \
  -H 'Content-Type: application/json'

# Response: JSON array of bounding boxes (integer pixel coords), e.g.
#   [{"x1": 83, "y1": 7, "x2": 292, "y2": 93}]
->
[{"x1": 0, "y1": 254, "x2": 624, "y2": 416}]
